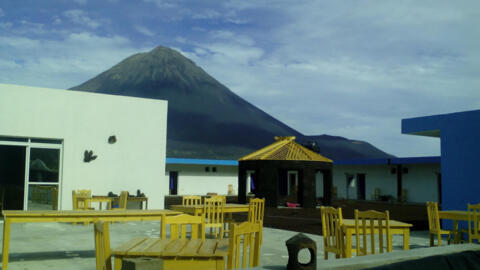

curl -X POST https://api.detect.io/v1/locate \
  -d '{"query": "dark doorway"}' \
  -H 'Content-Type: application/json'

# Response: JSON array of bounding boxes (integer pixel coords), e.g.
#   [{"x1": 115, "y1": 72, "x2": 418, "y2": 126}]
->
[
  {"x1": 0, "y1": 145, "x2": 26, "y2": 210},
  {"x1": 357, "y1": 173, "x2": 366, "y2": 200},
  {"x1": 169, "y1": 171, "x2": 178, "y2": 195}
]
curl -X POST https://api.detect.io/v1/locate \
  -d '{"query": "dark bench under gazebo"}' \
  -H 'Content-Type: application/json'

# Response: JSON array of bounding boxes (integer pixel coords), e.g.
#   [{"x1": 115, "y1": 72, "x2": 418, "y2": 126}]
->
[{"x1": 238, "y1": 136, "x2": 333, "y2": 208}]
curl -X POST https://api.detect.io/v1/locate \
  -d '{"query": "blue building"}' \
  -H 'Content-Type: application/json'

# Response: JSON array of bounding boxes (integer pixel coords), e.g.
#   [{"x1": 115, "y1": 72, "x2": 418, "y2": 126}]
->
[{"x1": 402, "y1": 109, "x2": 480, "y2": 211}]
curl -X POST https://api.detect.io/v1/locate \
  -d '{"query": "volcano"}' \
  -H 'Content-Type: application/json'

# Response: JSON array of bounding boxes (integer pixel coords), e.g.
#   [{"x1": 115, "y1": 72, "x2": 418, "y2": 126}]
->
[{"x1": 70, "y1": 46, "x2": 393, "y2": 160}]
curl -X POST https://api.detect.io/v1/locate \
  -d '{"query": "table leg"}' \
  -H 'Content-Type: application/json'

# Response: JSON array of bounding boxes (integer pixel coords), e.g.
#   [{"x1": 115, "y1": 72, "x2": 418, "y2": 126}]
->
[
  {"x1": 403, "y1": 229, "x2": 410, "y2": 250},
  {"x1": 453, "y1": 220, "x2": 459, "y2": 243},
  {"x1": 2, "y1": 218, "x2": 11, "y2": 270},
  {"x1": 344, "y1": 229, "x2": 352, "y2": 258}
]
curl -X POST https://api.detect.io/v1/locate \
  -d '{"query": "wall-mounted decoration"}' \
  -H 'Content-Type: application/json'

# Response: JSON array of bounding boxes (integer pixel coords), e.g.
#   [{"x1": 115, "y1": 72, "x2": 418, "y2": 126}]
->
[
  {"x1": 84, "y1": 150, "x2": 97, "y2": 162},
  {"x1": 108, "y1": 135, "x2": 117, "y2": 144}
]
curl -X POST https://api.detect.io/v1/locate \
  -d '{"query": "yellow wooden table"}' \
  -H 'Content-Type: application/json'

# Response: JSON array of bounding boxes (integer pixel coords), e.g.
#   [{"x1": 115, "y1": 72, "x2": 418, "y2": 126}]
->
[
  {"x1": 439, "y1": 210, "x2": 469, "y2": 243},
  {"x1": 112, "y1": 237, "x2": 228, "y2": 270},
  {"x1": 171, "y1": 204, "x2": 250, "y2": 215},
  {"x1": 342, "y1": 219, "x2": 412, "y2": 258},
  {"x1": 78, "y1": 196, "x2": 112, "y2": 210},
  {"x1": 1, "y1": 209, "x2": 181, "y2": 270}
]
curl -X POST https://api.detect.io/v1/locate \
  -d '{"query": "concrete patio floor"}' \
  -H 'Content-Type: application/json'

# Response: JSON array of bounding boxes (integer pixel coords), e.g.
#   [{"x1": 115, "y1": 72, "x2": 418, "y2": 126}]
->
[{"x1": 0, "y1": 220, "x2": 472, "y2": 269}]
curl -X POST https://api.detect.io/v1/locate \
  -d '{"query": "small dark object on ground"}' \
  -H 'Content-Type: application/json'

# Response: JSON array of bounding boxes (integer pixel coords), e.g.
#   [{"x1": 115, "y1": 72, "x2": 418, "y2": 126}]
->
[{"x1": 286, "y1": 233, "x2": 316, "y2": 270}]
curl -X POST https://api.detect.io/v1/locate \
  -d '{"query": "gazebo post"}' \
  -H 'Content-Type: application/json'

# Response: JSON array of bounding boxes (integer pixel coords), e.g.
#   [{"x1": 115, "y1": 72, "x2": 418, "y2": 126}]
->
[{"x1": 238, "y1": 166, "x2": 247, "y2": 204}]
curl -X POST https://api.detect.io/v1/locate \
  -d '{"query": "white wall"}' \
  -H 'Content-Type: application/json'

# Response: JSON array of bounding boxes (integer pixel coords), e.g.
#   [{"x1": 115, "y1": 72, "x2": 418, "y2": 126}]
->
[
  {"x1": 334, "y1": 165, "x2": 397, "y2": 200},
  {"x1": 333, "y1": 163, "x2": 440, "y2": 203},
  {"x1": 0, "y1": 84, "x2": 168, "y2": 209},
  {"x1": 402, "y1": 163, "x2": 440, "y2": 203},
  {"x1": 166, "y1": 164, "x2": 238, "y2": 195}
]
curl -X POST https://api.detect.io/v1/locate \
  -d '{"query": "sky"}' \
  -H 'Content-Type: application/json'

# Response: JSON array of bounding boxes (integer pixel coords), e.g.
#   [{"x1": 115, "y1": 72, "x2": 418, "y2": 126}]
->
[{"x1": 1, "y1": 0, "x2": 479, "y2": 157}]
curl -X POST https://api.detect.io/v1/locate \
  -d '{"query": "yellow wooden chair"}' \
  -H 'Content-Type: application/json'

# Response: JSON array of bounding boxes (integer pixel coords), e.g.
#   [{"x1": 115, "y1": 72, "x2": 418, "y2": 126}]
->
[
  {"x1": 204, "y1": 196, "x2": 225, "y2": 239},
  {"x1": 227, "y1": 221, "x2": 262, "y2": 270},
  {"x1": 94, "y1": 220, "x2": 112, "y2": 270},
  {"x1": 72, "y1": 189, "x2": 94, "y2": 210},
  {"x1": 182, "y1": 195, "x2": 202, "y2": 206},
  {"x1": 112, "y1": 191, "x2": 128, "y2": 210},
  {"x1": 426, "y1": 201, "x2": 454, "y2": 246},
  {"x1": 160, "y1": 213, "x2": 206, "y2": 240},
  {"x1": 354, "y1": 209, "x2": 391, "y2": 256},
  {"x1": 320, "y1": 206, "x2": 344, "y2": 259},
  {"x1": 468, "y1": 203, "x2": 480, "y2": 243}
]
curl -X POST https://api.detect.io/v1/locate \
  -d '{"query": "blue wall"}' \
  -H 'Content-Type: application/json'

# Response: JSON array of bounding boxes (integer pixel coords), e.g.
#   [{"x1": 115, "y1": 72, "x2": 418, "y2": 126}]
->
[{"x1": 402, "y1": 110, "x2": 480, "y2": 212}]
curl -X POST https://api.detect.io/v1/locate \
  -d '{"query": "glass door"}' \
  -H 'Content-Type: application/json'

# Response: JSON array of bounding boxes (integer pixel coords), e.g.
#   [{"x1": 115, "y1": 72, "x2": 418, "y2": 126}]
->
[{"x1": 26, "y1": 147, "x2": 61, "y2": 210}]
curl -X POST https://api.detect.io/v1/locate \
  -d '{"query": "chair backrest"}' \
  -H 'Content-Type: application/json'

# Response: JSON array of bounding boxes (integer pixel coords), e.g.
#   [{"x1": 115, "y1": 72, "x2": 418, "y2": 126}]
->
[
  {"x1": 94, "y1": 220, "x2": 112, "y2": 270},
  {"x1": 117, "y1": 191, "x2": 128, "y2": 210},
  {"x1": 227, "y1": 221, "x2": 262, "y2": 270},
  {"x1": 248, "y1": 198, "x2": 265, "y2": 224},
  {"x1": 182, "y1": 195, "x2": 202, "y2": 206},
  {"x1": 468, "y1": 203, "x2": 480, "y2": 243},
  {"x1": 426, "y1": 201, "x2": 442, "y2": 234},
  {"x1": 160, "y1": 214, "x2": 205, "y2": 240},
  {"x1": 354, "y1": 209, "x2": 391, "y2": 255},
  {"x1": 211, "y1": 195, "x2": 227, "y2": 203},
  {"x1": 203, "y1": 196, "x2": 225, "y2": 238},
  {"x1": 321, "y1": 206, "x2": 344, "y2": 258},
  {"x1": 77, "y1": 189, "x2": 92, "y2": 209}
]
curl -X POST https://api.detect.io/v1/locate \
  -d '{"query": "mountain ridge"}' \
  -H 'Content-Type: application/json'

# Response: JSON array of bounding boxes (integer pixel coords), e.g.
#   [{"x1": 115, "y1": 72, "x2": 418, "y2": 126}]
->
[{"x1": 70, "y1": 46, "x2": 394, "y2": 160}]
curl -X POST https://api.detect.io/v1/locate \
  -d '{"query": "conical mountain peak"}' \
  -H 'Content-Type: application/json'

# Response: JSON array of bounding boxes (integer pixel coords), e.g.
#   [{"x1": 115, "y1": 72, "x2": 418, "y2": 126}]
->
[{"x1": 70, "y1": 46, "x2": 393, "y2": 160}]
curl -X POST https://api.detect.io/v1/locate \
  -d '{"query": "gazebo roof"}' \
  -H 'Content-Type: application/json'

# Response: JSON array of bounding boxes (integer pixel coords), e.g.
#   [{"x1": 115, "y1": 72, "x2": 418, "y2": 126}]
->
[{"x1": 239, "y1": 136, "x2": 333, "y2": 162}]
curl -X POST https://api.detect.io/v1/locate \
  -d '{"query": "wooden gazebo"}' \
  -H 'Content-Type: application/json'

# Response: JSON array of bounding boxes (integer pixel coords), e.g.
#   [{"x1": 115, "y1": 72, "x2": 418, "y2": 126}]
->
[{"x1": 238, "y1": 136, "x2": 333, "y2": 208}]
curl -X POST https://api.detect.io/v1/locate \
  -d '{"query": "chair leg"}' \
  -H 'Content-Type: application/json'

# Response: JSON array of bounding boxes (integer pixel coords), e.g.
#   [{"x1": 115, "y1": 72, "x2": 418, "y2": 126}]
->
[
  {"x1": 430, "y1": 234, "x2": 434, "y2": 246},
  {"x1": 324, "y1": 251, "x2": 328, "y2": 260},
  {"x1": 114, "y1": 256, "x2": 123, "y2": 270},
  {"x1": 437, "y1": 233, "x2": 442, "y2": 246}
]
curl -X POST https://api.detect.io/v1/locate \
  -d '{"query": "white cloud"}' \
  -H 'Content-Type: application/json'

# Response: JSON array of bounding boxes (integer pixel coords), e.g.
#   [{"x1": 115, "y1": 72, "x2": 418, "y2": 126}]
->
[
  {"x1": 143, "y1": 0, "x2": 177, "y2": 8},
  {"x1": 0, "y1": 8, "x2": 5, "y2": 17},
  {"x1": 135, "y1": 25, "x2": 155, "y2": 37},
  {"x1": 73, "y1": 0, "x2": 88, "y2": 5},
  {"x1": 0, "y1": 32, "x2": 145, "y2": 89},
  {"x1": 192, "y1": 9, "x2": 221, "y2": 20},
  {"x1": 63, "y1": 9, "x2": 100, "y2": 29}
]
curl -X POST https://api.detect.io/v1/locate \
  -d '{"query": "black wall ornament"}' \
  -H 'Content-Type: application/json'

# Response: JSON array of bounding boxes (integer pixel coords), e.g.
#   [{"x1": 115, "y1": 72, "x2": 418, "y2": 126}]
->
[
  {"x1": 84, "y1": 150, "x2": 98, "y2": 162},
  {"x1": 108, "y1": 135, "x2": 117, "y2": 144}
]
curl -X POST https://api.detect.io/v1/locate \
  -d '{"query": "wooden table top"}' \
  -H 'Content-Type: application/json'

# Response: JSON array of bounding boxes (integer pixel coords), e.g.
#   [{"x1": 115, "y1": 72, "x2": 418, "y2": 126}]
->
[
  {"x1": 2, "y1": 209, "x2": 179, "y2": 217},
  {"x1": 439, "y1": 210, "x2": 469, "y2": 221},
  {"x1": 342, "y1": 219, "x2": 413, "y2": 228},
  {"x1": 171, "y1": 203, "x2": 250, "y2": 213},
  {"x1": 112, "y1": 238, "x2": 229, "y2": 258}
]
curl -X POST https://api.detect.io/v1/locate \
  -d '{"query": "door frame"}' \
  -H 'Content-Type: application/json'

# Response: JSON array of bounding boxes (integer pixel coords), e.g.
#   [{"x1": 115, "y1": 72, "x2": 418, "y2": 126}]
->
[{"x1": 0, "y1": 137, "x2": 63, "y2": 210}]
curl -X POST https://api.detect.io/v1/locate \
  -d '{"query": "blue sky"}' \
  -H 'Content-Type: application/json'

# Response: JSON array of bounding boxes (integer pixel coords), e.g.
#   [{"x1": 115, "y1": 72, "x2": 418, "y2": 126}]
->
[{"x1": 1, "y1": 0, "x2": 479, "y2": 157}]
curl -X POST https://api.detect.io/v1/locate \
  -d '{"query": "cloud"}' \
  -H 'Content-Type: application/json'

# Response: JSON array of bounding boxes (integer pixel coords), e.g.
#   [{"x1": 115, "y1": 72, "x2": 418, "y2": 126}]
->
[
  {"x1": 135, "y1": 25, "x2": 155, "y2": 37},
  {"x1": 0, "y1": 32, "x2": 145, "y2": 89},
  {"x1": 73, "y1": 0, "x2": 88, "y2": 5},
  {"x1": 63, "y1": 9, "x2": 100, "y2": 29},
  {"x1": 0, "y1": 8, "x2": 4, "y2": 17},
  {"x1": 143, "y1": 0, "x2": 177, "y2": 9}
]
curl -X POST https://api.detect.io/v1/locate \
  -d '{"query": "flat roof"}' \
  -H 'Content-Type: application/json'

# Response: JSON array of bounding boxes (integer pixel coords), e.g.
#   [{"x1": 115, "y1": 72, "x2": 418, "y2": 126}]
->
[
  {"x1": 334, "y1": 156, "x2": 440, "y2": 165},
  {"x1": 166, "y1": 158, "x2": 238, "y2": 166},
  {"x1": 402, "y1": 109, "x2": 480, "y2": 138},
  {"x1": 167, "y1": 157, "x2": 440, "y2": 166}
]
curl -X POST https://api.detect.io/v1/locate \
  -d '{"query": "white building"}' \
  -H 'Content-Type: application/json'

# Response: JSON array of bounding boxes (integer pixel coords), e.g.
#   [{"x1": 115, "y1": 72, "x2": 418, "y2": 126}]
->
[
  {"x1": 332, "y1": 157, "x2": 441, "y2": 204},
  {"x1": 0, "y1": 84, "x2": 168, "y2": 210},
  {"x1": 165, "y1": 158, "x2": 238, "y2": 196},
  {"x1": 166, "y1": 156, "x2": 440, "y2": 205}
]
